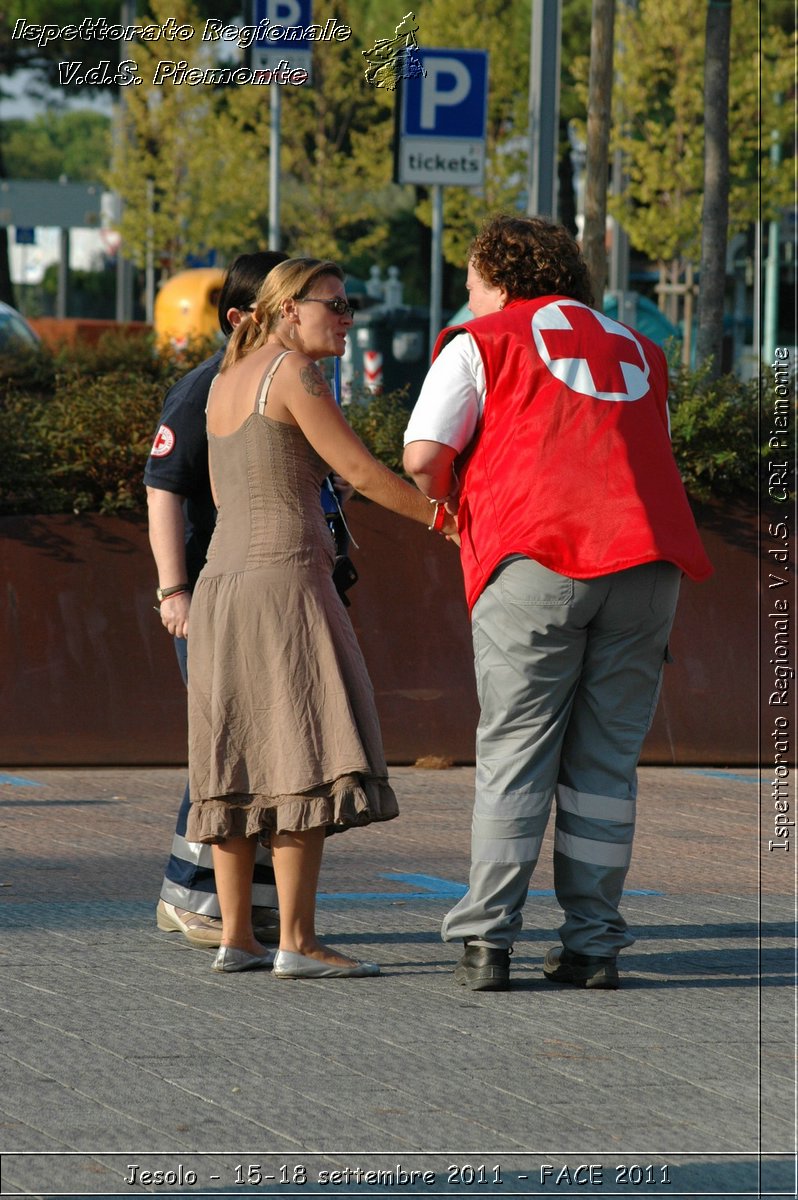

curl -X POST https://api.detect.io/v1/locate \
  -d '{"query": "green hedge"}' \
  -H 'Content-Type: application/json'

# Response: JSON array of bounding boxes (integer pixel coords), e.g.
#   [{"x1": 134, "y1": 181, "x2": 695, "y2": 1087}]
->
[
  {"x1": 0, "y1": 334, "x2": 766, "y2": 516},
  {"x1": 0, "y1": 334, "x2": 215, "y2": 514},
  {"x1": 667, "y1": 361, "x2": 763, "y2": 501}
]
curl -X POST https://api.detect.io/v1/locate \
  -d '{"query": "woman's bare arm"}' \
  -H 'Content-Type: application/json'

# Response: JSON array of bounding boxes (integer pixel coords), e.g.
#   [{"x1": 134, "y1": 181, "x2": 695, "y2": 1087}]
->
[{"x1": 272, "y1": 357, "x2": 456, "y2": 536}]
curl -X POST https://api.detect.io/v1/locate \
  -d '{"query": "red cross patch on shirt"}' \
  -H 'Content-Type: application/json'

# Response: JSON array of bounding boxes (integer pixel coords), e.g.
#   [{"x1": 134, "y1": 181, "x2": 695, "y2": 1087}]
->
[
  {"x1": 532, "y1": 300, "x2": 650, "y2": 401},
  {"x1": 150, "y1": 424, "x2": 176, "y2": 458}
]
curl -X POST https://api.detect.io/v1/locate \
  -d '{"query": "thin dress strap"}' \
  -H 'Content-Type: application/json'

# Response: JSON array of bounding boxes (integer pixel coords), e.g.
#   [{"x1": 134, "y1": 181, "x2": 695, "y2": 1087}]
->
[
  {"x1": 204, "y1": 373, "x2": 218, "y2": 416},
  {"x1": 254, "y1": 350, "x2": 296, "y2": 415}
]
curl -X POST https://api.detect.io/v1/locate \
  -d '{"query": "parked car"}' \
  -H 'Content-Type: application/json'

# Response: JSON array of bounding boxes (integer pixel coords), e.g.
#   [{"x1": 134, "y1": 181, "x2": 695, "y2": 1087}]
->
[{"x1": 0, "y1": 301, "x2": 41, "y2": 353}]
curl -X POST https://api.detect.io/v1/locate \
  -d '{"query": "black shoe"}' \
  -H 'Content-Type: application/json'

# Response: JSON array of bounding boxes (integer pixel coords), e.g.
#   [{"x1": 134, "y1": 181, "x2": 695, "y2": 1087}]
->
[
  {"x1": 454, "y1": 943, "x2": 511, "y2": 991},
  {"x1": 543, "y1": 946, "x2": 619, "y2": 990}
]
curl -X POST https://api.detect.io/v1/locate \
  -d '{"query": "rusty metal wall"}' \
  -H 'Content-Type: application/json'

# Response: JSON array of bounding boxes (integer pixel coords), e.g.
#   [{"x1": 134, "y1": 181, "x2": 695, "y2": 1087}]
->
[
  {"x1": 28, "y1": 318, "x2": 151, "y2": 350},
  {"x1": 0, "y1": 502, "x2": 756, "y2": 766}
]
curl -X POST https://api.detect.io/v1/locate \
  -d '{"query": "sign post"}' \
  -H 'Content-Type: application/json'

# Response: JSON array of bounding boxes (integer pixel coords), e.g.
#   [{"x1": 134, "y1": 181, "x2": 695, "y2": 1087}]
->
[
  {"x1": 397, "y1": 48, "x2": 488, "y2": 349},
  {"x1": 527, "y1": 0, "x2": 561, "y2": 218},
  {"x1": 251, "y1": 0, "x2": 314, "y2": 248},
  {"x1": 270, "y1": 85, "x2": 282, "y2": 249},
  {"x1": 429, "y1": 185, "x2": 444, "y2": 347}
]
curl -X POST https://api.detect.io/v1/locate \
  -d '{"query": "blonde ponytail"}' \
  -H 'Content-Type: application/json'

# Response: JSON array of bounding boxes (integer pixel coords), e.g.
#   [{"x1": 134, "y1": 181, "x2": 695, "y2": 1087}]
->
[{"x1": 221, "y1": 312, "x2": 265, "y2": 371}]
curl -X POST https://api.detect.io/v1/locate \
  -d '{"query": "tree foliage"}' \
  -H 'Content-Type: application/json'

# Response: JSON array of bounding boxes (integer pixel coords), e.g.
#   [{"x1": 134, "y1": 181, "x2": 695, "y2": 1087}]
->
[
  {"x1": 105, "y1": 0, "x2": 273, "y2": 271},
  {"x1": 344, "y1": 388, "x2": 412, "y2": 474},
  {"x1": 0, "y1": 1, "x2": 116, "y2": 83},
  {"x1": 1, "y1": 109, "x2": 110, "y2": 180},
  {"x1": 276, "y1": 0, "x2": 408, "y2": 262},
  {"x1": 2, "y1": 0, "x2": 790, "y2": 323},
  {"x1": 0, "y1": 332, "x2": 214, "y2": 514},
  {"x1": 603, "y1": 0, "x2": 794, "y2": 264},
  {"x1": 104, "y1": 0, "x2": 427, "y2": 269},
  {"x1": 0, "y1": 0, "x2": 240, "y2": 82},
  {"x1": 667, "y1": 360, "x2": 764, "y2": 500},
  {"x1": 0, "y1": 2, "x2": 589, "y2": 286}
]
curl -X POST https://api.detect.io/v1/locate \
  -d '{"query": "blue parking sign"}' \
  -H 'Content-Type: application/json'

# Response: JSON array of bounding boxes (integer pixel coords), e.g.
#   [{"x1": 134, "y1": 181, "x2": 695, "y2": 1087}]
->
[
  {"x1": 398, "y1": 48, "x2": 488, "y2": 187},
  {"x1": 251, "y1": 0, "x2": 313, "y2": 76},
  {"x1": 253, "y1": 0, "x2": 312, "y2": 46},
  {"x1": 402, "y1": 48, "x2": 487, "y2": 140}
]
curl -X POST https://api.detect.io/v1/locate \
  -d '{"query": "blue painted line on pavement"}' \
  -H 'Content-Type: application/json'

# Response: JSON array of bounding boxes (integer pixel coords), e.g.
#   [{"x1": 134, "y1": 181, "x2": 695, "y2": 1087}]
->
[
  {"x1": 317, "y1": 872, "x2": 661, "y2": 902},
  {"x1": 682, "y1": 769, "x2": 757, "y2": 784},
  {"x1": 381, "y1": 871, "x2": 660, "y2": 897},
  {"x1": 317, "y1": 891, "x2": 455, "y2": 901},
  {"x1": 381, "y1": 871, "x2": 466, "y2": 897},
  {"x1": 0, "y1": 773, "x2": 43, "y2": 787}
]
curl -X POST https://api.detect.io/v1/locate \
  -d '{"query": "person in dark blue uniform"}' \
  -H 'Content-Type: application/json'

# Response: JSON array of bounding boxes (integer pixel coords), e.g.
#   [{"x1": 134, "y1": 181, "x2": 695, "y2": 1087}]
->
[{"x1": 146, "y1": 252, "x2": 288, "y2": 948}]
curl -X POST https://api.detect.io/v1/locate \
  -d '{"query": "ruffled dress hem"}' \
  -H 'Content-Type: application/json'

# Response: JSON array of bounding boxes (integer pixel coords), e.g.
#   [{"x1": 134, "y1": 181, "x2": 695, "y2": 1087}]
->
[{"x1": 186, "y1": 772, "x2": 398, "y2": 845}]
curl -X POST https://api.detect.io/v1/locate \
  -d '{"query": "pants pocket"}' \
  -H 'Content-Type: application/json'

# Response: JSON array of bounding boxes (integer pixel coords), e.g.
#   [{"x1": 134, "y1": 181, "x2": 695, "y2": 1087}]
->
[{"x1": 498, "y1": 556, "x2": 574, "y2": 607}]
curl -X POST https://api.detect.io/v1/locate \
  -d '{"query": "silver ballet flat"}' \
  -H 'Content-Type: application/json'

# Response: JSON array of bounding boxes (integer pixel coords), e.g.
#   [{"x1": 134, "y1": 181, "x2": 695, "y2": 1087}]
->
[
  {"x1": 273, "y1": 950, "x2": 380, "y2": 979},
  {"x1": 211, "y1": 945, "x2": 275, "y2": 973}
]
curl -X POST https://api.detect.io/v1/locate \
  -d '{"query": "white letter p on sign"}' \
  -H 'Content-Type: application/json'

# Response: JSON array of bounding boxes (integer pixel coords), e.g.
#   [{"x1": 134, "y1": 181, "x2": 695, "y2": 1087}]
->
[
  {"x1": 420, "y1": 57, "x2": 471, "y2": 130},
  {"x1": 267, "y1": 0, "x2": 303, "y2": 23}
]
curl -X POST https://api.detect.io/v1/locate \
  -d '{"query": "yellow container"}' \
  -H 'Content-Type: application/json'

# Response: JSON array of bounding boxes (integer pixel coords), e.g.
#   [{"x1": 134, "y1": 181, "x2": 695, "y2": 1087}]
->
[{"x1": 153, "y1": 268, "x2": 226, "y2": 349}]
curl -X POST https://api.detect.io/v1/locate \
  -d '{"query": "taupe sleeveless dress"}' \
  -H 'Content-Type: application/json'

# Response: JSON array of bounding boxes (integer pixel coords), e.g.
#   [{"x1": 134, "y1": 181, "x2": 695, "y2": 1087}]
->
[{"x1": 186, "y1": 351, "x2": 399, "y2": 843}]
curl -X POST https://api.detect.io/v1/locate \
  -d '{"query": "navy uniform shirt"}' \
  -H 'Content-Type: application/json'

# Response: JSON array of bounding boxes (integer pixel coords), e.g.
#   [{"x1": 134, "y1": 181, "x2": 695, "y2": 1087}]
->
[{"x1": 143, "y1": 349, "x2": 222, "y2": 589}]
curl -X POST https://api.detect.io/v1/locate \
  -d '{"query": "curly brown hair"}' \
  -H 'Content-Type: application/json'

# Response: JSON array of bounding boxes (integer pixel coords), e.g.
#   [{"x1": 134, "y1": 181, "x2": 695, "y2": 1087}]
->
[{"x1": 469, "y1": 214, "x2": 595, "y2": 306}]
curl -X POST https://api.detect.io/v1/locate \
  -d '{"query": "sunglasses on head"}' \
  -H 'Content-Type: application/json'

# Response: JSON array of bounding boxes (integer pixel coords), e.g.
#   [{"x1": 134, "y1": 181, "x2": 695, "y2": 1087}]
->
[{"x1": 295, "y1": 296, "x2": 355, "y2": 318}]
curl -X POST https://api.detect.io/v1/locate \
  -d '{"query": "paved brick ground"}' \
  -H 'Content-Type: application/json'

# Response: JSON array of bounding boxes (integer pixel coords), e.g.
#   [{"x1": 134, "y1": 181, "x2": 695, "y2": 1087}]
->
[{"x1": 0, "y1": 765, "x2": 794, "y2": 1199}]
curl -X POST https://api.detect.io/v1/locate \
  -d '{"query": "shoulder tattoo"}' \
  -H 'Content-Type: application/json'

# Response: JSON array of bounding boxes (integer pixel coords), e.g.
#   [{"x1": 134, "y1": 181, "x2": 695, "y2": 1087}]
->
[{"x1": 299, "y1": 363, "x2": 327, "y2": 397}]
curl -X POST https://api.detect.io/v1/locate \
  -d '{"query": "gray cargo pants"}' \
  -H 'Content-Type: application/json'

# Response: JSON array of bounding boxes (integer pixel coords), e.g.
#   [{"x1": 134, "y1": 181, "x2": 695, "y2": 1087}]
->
[{"x1": 442, "y1": 556, "x2": 681, "y2": 957}]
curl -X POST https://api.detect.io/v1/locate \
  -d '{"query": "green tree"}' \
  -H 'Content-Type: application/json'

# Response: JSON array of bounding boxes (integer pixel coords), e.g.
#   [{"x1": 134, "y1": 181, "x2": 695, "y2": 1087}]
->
[
  {"x1": 277, "y1": 0, "x2": 408, "y2": 262},
  {"x1": 608, "y1": 0, "x2": 793, "y2": 266},
  {"x1": 105, "y1": 0, "x2": 421, "y2": 271},
  {"x1": 1, "y1": 109, "x2": 111, "y2": 180},
  {"x1": 105, "y1": 0, "x2": 272, "y2": 271},
  {"x1": 0, "y1": 2, "x2": 116, "y2": 93}
]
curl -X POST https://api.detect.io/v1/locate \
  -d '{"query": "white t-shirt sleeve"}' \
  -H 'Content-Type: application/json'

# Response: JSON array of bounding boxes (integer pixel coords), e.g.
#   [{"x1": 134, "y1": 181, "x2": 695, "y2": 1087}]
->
[{"x1": 403, "y1": 332, "x2": 485, "y2": 453}]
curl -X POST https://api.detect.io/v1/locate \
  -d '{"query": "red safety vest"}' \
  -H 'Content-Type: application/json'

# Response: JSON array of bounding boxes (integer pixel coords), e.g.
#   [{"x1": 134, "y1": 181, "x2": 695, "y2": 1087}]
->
[{"x1": 432, "y1": 296, "x2": 713, "y2": 614}]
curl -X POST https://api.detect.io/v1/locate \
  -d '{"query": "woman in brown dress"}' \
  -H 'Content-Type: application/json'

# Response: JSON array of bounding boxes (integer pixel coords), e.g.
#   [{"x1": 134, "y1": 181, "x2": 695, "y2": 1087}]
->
[{"x1": 186, "y1": 258, "x2": 456, "y2": 979}]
